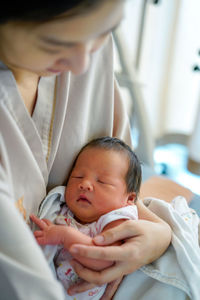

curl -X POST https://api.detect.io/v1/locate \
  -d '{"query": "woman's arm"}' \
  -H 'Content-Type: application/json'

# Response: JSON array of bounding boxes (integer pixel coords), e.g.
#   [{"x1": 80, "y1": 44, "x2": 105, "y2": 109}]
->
[
  {"x1": 67, "y1": 179, "x2": 192, "y2": 296},
  {"x1": 68, "y1": 172, "x2": 193, "y2": 287},
  {"x1": 0, "y1": 138, "x2": 65, "y2": 300},
  {"x1": 68, "y1": 201, "x2": 171, "y2": 285},
  {"x1": 140, "y1": 175, "x2": 193, "y2": 203}
]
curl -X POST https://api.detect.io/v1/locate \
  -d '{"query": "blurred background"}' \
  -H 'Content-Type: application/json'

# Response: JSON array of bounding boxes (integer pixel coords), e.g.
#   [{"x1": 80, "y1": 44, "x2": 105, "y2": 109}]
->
[{"x1": 112, "y1": 0, "x2": 200, "y2": 196}]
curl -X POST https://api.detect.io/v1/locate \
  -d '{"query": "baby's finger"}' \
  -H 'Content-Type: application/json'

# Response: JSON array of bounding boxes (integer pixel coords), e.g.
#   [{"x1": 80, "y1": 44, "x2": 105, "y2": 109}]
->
[
  {"x1": 30, "y1": 214, "x2": 47, "y2": 229},
  {"x1": 42, "y1": 218, "x2": 52, "y2": 226},
  {"x1": 35, "y1": 237, "x2": 47, "y2": 245},
  {"x1": 34, "y1": 231, "x2": 44, "y2": 238}
]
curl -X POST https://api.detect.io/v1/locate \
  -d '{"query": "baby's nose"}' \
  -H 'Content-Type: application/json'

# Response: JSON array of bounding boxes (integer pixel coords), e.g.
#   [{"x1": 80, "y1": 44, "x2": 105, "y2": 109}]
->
[{"x1": 78, "y1": 180, "x2": 93, "y2": 191}]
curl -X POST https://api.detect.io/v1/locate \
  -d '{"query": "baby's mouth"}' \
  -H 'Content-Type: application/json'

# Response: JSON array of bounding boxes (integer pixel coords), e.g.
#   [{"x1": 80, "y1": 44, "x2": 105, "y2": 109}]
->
[{"x1": 77, "y1": 195, "x2": 91, "y2": 204}]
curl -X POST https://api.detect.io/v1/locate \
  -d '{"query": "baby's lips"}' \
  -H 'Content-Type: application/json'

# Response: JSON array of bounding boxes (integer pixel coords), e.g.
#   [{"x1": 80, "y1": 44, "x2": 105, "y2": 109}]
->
[{"x1": 77, "y1": 194, "x2": 91, "y2": 203}]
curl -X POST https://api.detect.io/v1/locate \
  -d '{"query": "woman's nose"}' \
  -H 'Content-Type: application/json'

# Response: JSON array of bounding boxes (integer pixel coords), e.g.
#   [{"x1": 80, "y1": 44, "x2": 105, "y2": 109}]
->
[
  {"x1": 78, "y1": 180, "x2": 93, "y2": 192},
  {"x1": 71, "y1": 43, "x2": 93, "y2": 74},
  {"x1": 56, "y1": 43, "x2": 92, "y2": 75}
]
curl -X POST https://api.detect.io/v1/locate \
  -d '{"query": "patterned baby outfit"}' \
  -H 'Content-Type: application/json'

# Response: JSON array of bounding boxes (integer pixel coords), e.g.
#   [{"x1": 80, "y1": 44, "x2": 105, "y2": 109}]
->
[{"x1": 54, "y1": 205, "x2": 138, "y2": 300}]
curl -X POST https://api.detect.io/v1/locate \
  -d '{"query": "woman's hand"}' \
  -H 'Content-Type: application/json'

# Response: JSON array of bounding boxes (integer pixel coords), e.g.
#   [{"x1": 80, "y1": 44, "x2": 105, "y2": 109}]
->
[
  {"x1": 68, "y1": 205, "x2": 171, "y2": 285},
  {"x1": 67, "y1": 277, "x2": 123, "y2": 300}
]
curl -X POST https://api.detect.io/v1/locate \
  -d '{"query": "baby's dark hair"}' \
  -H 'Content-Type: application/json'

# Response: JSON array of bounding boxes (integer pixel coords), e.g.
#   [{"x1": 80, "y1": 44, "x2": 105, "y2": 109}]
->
[
  {"x1": 75, "y1": 136, "x2": 142, "y2": 198},
  {"x1": 0, "y1": 0, "x2": 107, "y2": 24}
]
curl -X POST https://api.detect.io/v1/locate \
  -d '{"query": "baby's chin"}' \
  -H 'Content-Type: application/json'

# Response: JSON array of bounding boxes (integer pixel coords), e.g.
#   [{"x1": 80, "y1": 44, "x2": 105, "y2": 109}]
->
[{"x1": 73, "y1": 212, "x2": 99, "y2": 225}]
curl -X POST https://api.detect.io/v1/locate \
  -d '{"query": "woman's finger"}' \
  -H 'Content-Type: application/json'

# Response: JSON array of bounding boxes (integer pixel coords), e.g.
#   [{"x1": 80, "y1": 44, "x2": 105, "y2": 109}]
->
[
  {"x1": 67, "y1": 279, "x2": 98, "y2": 295},
  {"x1": 70, "y1": 260, "x2": 130, "y2": 285},
  {"x1": 70, "y1": 244, "x2": 122, "y2": 261},
  {"x1": 93, "y1": 220, "x2": 140, "y2": 246},
  {"x1": 100, "y1": 277, "x2": 123, "y2": 300},
  {"x1": 70, "y1": 239, "x2": 138, "y2": 261},
  {"x1": 67, "y1": 275, "x2": 123, "y2": 299}
]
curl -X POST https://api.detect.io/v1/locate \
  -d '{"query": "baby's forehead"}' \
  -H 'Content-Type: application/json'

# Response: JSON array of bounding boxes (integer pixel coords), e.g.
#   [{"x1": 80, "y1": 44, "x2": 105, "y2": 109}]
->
[
  {"x1": 78, "y1": 146, "x2": 126, "y2": 161},
  {"x1": 74, "y1": 146, "x2": 129, "y2": 170}
]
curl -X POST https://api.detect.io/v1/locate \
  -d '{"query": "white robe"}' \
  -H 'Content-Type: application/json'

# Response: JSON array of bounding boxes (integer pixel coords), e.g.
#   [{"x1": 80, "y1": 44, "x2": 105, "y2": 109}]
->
[
  {"x1": 0, "y1": 36, "x2": 131, "y2": 300},
  {"x1": 0, "y1": 35, "x2": 199, "y2": 300}
]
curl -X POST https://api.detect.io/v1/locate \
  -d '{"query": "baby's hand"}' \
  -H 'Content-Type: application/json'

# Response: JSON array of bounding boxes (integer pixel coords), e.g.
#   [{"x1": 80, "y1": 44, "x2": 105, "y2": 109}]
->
[{"x1": 30, "y1": 214, "x2": 61, "y2": 245}]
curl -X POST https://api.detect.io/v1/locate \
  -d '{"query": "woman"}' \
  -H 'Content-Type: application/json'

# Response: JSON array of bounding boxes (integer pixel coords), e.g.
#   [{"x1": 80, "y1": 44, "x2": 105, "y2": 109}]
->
[{"x1": 0, "y1": 1, "x2": 180, "y2": 299}]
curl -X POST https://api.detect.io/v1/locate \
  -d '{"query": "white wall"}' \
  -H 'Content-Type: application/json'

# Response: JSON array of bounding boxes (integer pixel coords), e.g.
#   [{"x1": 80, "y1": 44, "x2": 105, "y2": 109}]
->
[{"x1": 115, "y1": 0, "x2": 200, "y2": 141}]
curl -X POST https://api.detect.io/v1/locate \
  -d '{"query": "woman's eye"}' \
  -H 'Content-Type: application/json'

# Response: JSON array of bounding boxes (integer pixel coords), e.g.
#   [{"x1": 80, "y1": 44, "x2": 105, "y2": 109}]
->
[
  {"x1": 44, "y1": 49, "x2": 61, "y2": 54},
  {"x1": 39, "y1": 46, "x2": 61, "y2": 54}
]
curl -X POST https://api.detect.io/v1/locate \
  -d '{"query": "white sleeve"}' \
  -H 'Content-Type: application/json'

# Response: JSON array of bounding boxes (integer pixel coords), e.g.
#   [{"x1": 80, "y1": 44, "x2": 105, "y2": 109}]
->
[
  {"x1": 96, "y1": 205, "x2": 138, "y2": 233},
  {"x1": 143, "y1": 196, "x2": 200, "y2": 300},
  {"x1": 0, "y1": 135, "x2": 65, "y2": 300}
]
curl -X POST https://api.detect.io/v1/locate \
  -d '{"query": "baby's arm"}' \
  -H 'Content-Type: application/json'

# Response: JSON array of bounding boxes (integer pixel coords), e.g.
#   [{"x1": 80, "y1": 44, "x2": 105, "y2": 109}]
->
[{"x1": 30, "y1": 214, "x2": 123, "y2": 271}]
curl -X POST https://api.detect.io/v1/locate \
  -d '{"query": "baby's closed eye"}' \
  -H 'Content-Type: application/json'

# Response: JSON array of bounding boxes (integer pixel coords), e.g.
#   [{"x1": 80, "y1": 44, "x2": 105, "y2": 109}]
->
[
  {"x1": 97, "y1": 179, "x2": 106, "y2": 184},
  {"x1": 97, "y1": 178, "x2": 114, "y2": 186}
]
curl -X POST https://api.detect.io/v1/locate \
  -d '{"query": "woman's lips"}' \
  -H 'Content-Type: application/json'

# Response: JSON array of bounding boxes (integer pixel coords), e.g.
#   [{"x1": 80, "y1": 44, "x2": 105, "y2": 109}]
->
[{"x1": 46, "y1": 68, "x2": 62, "y2": 74}]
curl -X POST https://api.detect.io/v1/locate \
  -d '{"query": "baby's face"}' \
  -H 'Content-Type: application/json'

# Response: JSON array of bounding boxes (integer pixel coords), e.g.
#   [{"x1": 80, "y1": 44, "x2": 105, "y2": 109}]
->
[{"x1": 65, "y1": 147, "x2": 133, "y2": 223}]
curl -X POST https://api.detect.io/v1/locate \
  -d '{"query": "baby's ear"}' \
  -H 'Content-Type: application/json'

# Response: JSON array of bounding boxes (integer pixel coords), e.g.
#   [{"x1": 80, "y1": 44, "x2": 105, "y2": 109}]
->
[{"x1": 127, "y1": 192, "x2": 136, "y2": 205}]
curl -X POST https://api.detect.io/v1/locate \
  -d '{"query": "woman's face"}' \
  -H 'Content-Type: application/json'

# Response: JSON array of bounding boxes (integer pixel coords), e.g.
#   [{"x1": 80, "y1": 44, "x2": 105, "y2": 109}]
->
[{"x1": 0, "y1": 1, "x2": 124, "y2": 76}]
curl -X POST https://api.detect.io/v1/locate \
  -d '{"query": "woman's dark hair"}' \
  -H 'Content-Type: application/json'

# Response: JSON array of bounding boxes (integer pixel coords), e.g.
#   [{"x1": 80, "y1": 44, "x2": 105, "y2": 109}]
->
[
  {"x1": 0, "y1": 0, "x2": 106, "y2": 24},
  {"x1": 72, "y1": 136, "x2": 142, "y2": 198}
]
